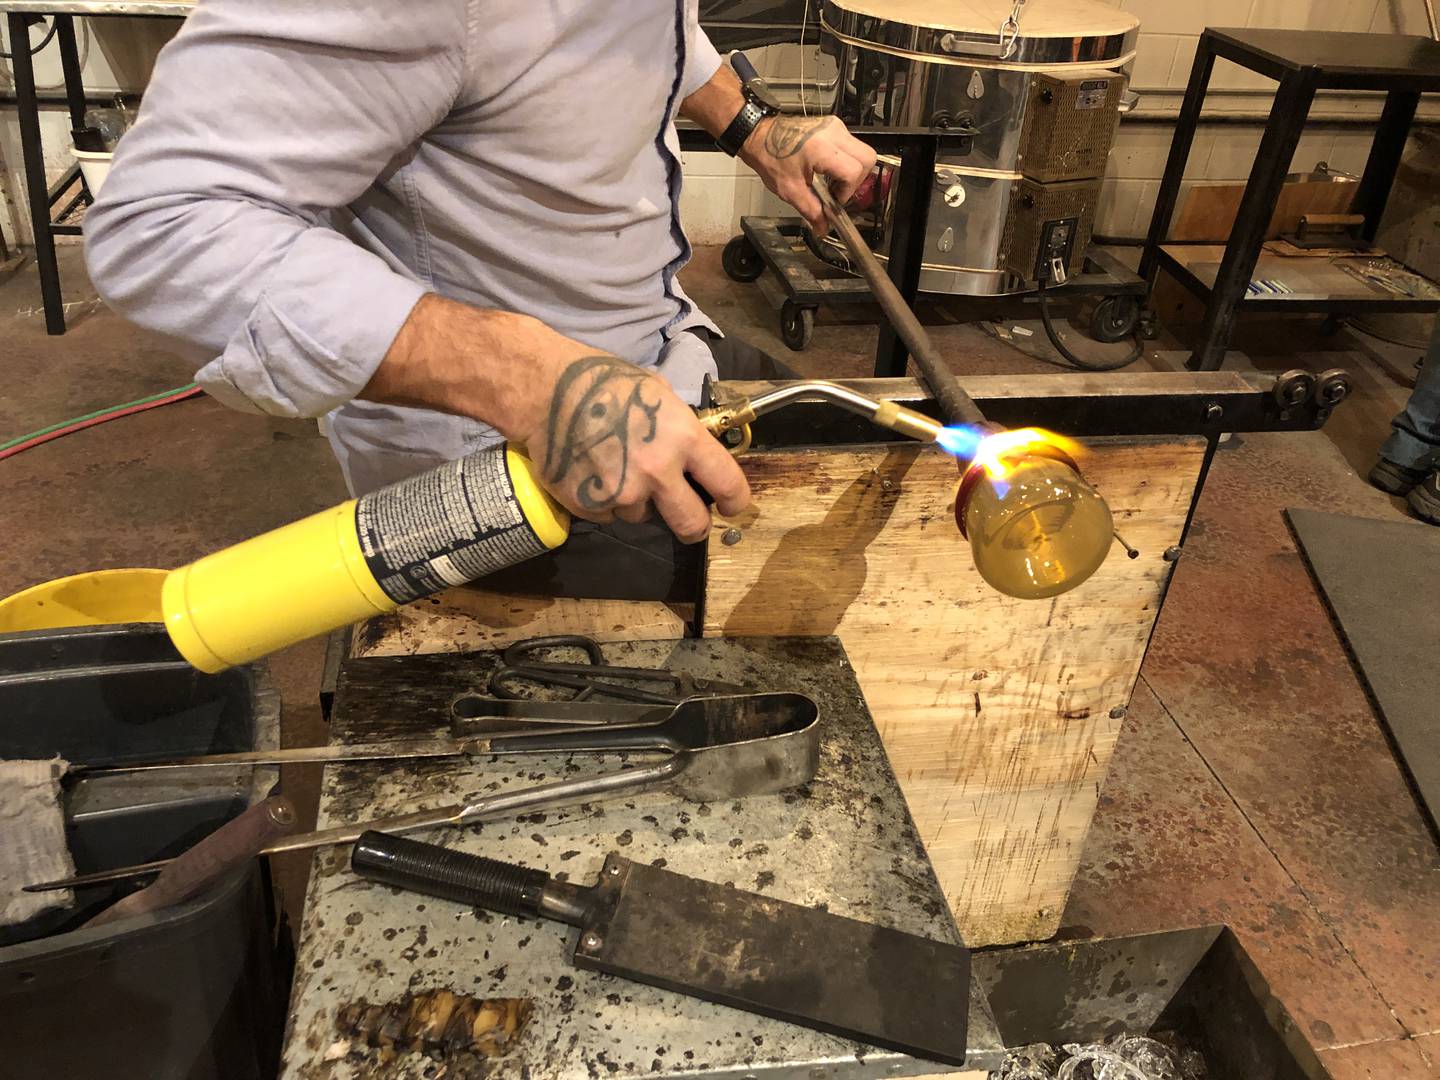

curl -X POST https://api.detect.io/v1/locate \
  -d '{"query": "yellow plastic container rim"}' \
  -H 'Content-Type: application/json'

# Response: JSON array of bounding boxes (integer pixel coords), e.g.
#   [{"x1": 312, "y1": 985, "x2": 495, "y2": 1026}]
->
[{"x1": 0, "y1": 568, "x2": 168, "y2": 633}]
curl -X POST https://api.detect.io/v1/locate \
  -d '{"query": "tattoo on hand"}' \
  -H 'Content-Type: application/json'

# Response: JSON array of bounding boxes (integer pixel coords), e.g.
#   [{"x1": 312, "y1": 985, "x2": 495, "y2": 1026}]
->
[
  {"x1": 763, "y1": 115, "x2": 829, "y2": 159},
  {"x1": 541, "y1": 356, "x2": 661, "y2": 511}
]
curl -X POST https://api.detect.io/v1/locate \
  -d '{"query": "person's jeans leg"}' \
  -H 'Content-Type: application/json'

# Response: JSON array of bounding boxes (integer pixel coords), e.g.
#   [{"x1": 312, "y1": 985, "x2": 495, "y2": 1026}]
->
[{"x1": 1379, "y1": 316, "x2": 1440, "y2": 472}]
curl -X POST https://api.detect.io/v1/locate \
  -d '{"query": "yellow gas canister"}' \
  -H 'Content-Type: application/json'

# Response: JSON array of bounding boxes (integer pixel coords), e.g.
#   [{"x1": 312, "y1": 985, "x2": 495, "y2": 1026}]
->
[{"x1": 162, "y1": 445, "x2": 569, "y2": 672}]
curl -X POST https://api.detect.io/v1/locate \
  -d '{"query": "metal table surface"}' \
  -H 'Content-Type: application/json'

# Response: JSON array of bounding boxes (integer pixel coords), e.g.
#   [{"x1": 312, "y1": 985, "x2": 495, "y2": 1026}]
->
[{"x1": 280, "y1": 636, "x2": 1000, "y2": 1079}]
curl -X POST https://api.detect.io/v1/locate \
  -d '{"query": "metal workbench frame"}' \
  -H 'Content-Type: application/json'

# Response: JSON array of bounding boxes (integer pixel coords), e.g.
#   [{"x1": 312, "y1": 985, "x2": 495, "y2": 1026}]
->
[
  {"x1": 1137, "y1": 27, "x2": 1440, "y2": 371},
  {"x1": 724, "y1": 214, "x2": 1145, "y2": 363},
  {"x1": 6, "y1": 9, "x2": 103, "y2": 333},
  {"x1": 5, "y1": 2, "x2": 199, "y2": 332}
]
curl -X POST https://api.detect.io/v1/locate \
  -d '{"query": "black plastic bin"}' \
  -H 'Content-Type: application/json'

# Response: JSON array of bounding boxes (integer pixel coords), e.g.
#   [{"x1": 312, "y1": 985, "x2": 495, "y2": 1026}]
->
[{"x1": 0, "y1": 623, "x2": 284, "y2": 1080}]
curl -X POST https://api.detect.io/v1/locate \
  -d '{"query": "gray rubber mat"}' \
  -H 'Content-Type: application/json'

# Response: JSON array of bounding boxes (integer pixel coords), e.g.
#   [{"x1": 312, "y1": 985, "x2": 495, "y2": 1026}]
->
[{"x1": 1287, "y1": 508, "x2": 1440, "y2": 840}]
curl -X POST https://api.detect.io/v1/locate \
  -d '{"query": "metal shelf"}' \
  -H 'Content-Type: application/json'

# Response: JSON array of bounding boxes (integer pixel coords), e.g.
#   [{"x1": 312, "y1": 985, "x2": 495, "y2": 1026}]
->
[{"x1": 1157, "y1": 244, "x2": 1440, "y2": 314}]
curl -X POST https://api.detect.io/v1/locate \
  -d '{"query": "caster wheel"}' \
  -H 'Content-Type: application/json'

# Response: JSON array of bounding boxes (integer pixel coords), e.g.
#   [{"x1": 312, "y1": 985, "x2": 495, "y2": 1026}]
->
[
  {"x1": 1315, "y1": 367, "x2": 1352, "y2": 406},
  {"x1": 722, "y1": 234, "x2": 765, "y2": 283},
  {"x1": 780, "y1": 301, "x2": 815, "y2": 351},
  {"x1": 1089, "y1": 295, "x2": 1141, "y2": 343}
]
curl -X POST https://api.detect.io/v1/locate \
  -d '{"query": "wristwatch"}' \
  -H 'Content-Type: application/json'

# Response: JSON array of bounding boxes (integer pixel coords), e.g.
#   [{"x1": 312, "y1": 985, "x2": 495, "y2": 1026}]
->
[{"x1": 717, "y1": 85, "x2": 777, "y2": 157}]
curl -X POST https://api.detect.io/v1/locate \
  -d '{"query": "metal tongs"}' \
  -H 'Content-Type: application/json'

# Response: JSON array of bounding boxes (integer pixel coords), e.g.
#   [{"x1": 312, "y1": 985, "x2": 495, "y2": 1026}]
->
[
  {"x1": 489, "y1": 634, "x2": 748, "y2": 703},
  {"x1": 29, "y1": 692, "x2": 820, "y2": 892},
  {"x1": 75, "y1": 635, "x2": 750, "y2": 776}
]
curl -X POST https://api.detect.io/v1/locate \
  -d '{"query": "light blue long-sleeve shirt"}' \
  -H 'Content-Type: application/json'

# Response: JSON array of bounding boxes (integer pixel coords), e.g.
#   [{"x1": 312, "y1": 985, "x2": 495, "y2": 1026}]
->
[{"x1": 84, "y1": 0, "x2": 723, "y2": 494}]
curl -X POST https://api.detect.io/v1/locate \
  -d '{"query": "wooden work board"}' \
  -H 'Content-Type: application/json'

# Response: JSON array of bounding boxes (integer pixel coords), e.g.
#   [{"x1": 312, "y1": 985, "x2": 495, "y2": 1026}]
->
[
  {"x1": 703, "y1": 432, "x2": 1207, "y2": 946},
  {"x1": 348, "y1": 383, "x2": 1209, "y2": 948}
]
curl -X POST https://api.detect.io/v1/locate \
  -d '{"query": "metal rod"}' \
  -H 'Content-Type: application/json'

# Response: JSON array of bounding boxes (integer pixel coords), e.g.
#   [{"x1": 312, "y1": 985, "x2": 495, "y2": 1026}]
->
[
  {"x1": 29, "y1": 758, "x2": 686, "y2": 892},
  {"x1": 810, "y1": 176, "x2": 987, "y2": 428},
  {"x1": 1425, "y1": 0, "x2": 1439, "y2": 41},
  {"x1": 71, "y1": 739, "x2": 488, "y2": 774}
]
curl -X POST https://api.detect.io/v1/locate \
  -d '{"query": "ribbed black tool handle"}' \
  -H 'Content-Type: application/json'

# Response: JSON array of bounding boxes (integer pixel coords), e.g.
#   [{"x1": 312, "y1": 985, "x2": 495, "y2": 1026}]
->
[{"x1": 351, "y1": 831, "x2": 548, "y2": 917}]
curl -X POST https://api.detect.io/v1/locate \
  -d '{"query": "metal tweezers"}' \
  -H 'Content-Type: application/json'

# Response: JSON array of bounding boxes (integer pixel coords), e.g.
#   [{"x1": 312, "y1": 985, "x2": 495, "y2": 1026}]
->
[{"x1": 488, "y1": 635, "x2": 747, "y2": 703}]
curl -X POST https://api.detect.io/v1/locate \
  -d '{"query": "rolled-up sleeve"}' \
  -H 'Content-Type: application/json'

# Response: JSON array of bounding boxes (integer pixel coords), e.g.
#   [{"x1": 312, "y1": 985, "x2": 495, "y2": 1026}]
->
[
  {"x1": 681, "y1": 22, "x2": 723, "y2": 99},
  {"x1": 84, "y1": 0, "x2": 468, "y2": 418}
]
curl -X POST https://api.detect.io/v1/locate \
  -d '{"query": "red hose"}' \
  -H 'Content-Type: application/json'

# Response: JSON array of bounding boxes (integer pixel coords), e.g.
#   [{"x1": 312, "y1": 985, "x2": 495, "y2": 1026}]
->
[{"x1": 0, "y1": 385, "x2": 204, "y2": 463}]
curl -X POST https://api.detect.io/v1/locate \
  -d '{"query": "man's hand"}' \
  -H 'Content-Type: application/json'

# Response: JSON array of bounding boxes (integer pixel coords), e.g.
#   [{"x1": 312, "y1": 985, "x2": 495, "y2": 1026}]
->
[
  {"x1": 362, "y1": 295, "x2": 750, "y2": 543},
  {"x1": 519, "y1": 351, "x2": 750, "y2": 543},
  {"x1": 741, "y1": 114, "x2": 878, "y2": 234},
  {"x1": 680, "y1": 62, "x2": 878, "y2": 235}
]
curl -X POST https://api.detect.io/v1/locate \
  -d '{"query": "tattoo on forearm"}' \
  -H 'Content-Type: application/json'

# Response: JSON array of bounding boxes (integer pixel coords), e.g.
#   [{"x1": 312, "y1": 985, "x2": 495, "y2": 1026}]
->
[
  {"x1": 541, "y1": 356, "x2": 662, "y2": 511},
  {"x1": 763, "y1": 115, "x2": 829, "y2": 159}
]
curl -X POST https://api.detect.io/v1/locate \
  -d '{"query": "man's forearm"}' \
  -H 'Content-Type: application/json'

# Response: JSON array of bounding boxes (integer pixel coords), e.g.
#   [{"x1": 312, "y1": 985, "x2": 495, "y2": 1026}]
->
[
  {"x1": 360, "y1": 294, "x2": 575, "y2": 444},
  {"x1": 679, "y1": 62, "x2": 747, "y2": 138},
  {"x1": 359, "y1": 293, "x2": 750, "y2": 540}
]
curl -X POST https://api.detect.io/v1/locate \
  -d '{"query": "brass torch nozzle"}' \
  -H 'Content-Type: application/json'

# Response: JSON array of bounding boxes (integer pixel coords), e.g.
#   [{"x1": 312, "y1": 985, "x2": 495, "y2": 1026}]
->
[{"x1": 697, "y1": 381, "x2": 944, "y2": 450}]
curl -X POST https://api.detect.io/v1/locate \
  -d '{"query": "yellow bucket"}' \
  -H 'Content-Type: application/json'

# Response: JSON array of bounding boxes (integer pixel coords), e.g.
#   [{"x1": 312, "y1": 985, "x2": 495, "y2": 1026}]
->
[{"x1": 0, "y1": 568, "x2": 168, "y2": 633}]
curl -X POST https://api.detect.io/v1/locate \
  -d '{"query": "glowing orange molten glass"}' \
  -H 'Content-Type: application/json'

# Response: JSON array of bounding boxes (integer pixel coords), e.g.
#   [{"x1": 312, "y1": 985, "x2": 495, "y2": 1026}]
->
[{"x1": 971, "y1": 427, "x2": 1082, "y2": 483}]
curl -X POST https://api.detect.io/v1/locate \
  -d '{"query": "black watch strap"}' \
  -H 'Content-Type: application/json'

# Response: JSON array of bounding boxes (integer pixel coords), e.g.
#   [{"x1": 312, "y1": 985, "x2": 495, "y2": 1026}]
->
[{"x1": 717, "y1": 97, "x2": 772, "y2": 157}]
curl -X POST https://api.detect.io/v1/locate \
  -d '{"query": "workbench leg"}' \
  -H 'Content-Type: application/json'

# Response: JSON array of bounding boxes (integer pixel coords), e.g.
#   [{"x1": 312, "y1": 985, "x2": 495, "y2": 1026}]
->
[
  {"x1": 56, "y1": 16, "x2": 88, "y2": 129},
  {"x1": 873, "y1": 134, "x2": 935, "y2": 378},
  {"x1": 1187, "y1": 72, "x2": 1316, "y2": 371},
  {"x1": 54, "y1": 15, "x2": 94, "y2": 208},
  {"x1": 9, "y1": 13, "x2": 66, "y2": 335},
  {"x1": 1139, "y1": 32, "x2": 1215, "y2": 285},
  {"x1": 1353, "y1": 90, "x2": 1418, "y2": 243}
]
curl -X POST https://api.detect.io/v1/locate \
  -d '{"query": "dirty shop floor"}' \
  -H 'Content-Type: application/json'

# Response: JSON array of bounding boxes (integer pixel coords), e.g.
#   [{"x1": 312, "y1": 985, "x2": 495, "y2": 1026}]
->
[{"x1": 2, "y1": 244, "x2": 1436, "y2": 1077}]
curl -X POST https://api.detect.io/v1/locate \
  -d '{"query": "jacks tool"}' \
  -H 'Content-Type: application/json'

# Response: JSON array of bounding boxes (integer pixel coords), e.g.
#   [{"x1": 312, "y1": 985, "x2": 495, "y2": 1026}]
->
[{"x1": 352, "y1": 831, "x2": 971, "y2": 1065}]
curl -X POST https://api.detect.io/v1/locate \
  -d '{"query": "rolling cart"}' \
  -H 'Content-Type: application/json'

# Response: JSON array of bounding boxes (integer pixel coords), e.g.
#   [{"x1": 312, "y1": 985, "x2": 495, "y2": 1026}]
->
[{"x1": 722, "y1": 217, "x2": 1149, "y2": 355}]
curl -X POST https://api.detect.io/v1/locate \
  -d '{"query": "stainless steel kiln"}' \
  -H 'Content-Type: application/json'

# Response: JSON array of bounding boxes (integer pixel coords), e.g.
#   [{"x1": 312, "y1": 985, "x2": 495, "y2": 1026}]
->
[{"x1": 821, "y1": 0, "x2": 1140, "y2": 295}]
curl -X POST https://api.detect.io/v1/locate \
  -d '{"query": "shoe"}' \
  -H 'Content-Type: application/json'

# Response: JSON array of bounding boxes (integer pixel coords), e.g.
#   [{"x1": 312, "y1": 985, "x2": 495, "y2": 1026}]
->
[
  {"x1": 1369, "y1": 457, "x2": 1430, "y2": 496},
  {"x1": 1408, "y1": 472, "x2": 1440, "y2": 525}
]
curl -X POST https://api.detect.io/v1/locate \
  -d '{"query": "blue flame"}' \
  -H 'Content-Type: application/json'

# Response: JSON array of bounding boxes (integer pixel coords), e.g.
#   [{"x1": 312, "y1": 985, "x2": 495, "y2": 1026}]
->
[{"x1": 935, "y1": 424, "x2": 983, "y2": 460}]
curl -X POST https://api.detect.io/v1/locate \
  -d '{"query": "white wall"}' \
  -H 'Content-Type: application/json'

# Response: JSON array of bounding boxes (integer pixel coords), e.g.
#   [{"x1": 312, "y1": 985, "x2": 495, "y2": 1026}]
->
[{"x1": 0, "y1": 4, "x2": 1434, "y2": 251}]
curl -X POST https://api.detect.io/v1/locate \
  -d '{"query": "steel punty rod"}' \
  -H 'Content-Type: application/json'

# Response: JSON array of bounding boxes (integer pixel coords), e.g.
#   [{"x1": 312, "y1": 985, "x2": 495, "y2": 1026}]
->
[{"x1": 811, "y1": 175, "x2": 989, "y2": 429}]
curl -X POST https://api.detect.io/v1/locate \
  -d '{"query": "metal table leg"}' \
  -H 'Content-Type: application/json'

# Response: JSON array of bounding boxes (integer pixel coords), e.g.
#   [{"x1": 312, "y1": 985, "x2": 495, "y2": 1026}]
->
[
  {"x1": 1353, "y1": 89, "x2": 1419, "y2": 243},
  {"x1": 1139, "y1": 32, "x2": 1216, "y2": 284},
  {"x1": 8, "y1": 13, "x2": 66, "y2": 334},
  {"x1": 872, "y1": 134, "x2": 936, "y2": 377},
  {"x1": 1187, "y1": 70, "x2": 1317, "y2": 371},
  {"x1": 55, "y1": 15, "x2": 88, "y2": 131}
]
